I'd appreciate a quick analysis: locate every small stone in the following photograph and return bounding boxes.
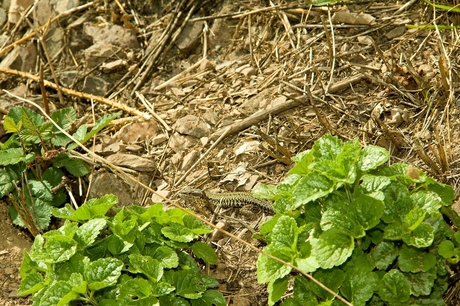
[174,115,210,138]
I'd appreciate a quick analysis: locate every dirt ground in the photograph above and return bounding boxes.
[2,0,460,305]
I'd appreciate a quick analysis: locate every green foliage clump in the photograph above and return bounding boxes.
[0,106,118,232]
[254,135,456,305]
[18,194,224,306]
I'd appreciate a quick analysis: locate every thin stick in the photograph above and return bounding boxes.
[0,67,151,119]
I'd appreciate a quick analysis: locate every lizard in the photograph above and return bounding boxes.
[178,188,275,215]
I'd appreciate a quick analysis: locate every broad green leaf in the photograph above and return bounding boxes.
[85,258,123,291]
[33,280,77,306]
[67,125,88,150]
[53,254,89,281]
[192,242,218,265]
[82,112,120,144]
[129,254,163,283]
[411,191,442,214]
[383,222,405,240]
[51,107,76,131]
[425,177,455,205]
[42,167,64,187]
[162,223,196,242]
[438,240,456,258]
[28,179,54,201]
[288,149,314,175]
[147,246,179,269]
[404,269,436,297]
[20,107,44,130]
[0,167,20,197]
[75,218,107,249]
[183,214,212,235]
[3,115,21,133]
[309,268,345,300]
[404,208,426,231]
[191,289,225,306]
[9,196,52,230]
[404,222,434,248]
[68,272,87,294]
[357,145,389,171]
[310,138,361,184]
[52,152,90,177]
[340,270,379,306]
[379,270,410,303]
[358,174,391,194]
[257,244,294,283]
[310,229,354,269]
[271,216,298,249]
[381,181,413,223]
[163,270,212,299]
[52,194,117,221]
[370,241,399,270]
[29,234,77,264]
[17,273,44,296]
[119,278,153,303]
[0,148,28,165]
[291,173,335,209]
[398,245,436,272]
[268,277,289,306]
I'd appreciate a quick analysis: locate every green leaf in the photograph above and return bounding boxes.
[191,289,225,306]
[404,208,426,231]
[74,218,107,249]
[29,234,77,264]
[67,125,88,150]
[398,245,436,272]
[183,214,212,235]
[17,273,44,296]
[51,108,76,133]
[163,270,214,299]
[0,148,28,165]
[379,270,410,303]
[438,240,457,258]
[144,245,179,269]
[162,223,196,242]
[311,229,354,269]
[288,149,313,175]
[3,115,21,133]
[268,277,289,306]
[404,269,436,297]
[426,177,455,205]
[411,191,442,214]
[257,244,294,283]
[271,216,298,249]
[52,194,117,221]
[310,268,345,300]
[52,153,90,177]
[129,254,163,283]
[291,173,335,209]
[28,179,54,201]
[118,278,154,303]
[404,222,434,248]
[357,145,389,171]
[340,270,379,306]
[33,280,77,306]
[381,181,413,223]
[192,242,218,265]
[85,257,123,291]
[370,241,399,270]
[0,166,21,197]
[81,112,120,145]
